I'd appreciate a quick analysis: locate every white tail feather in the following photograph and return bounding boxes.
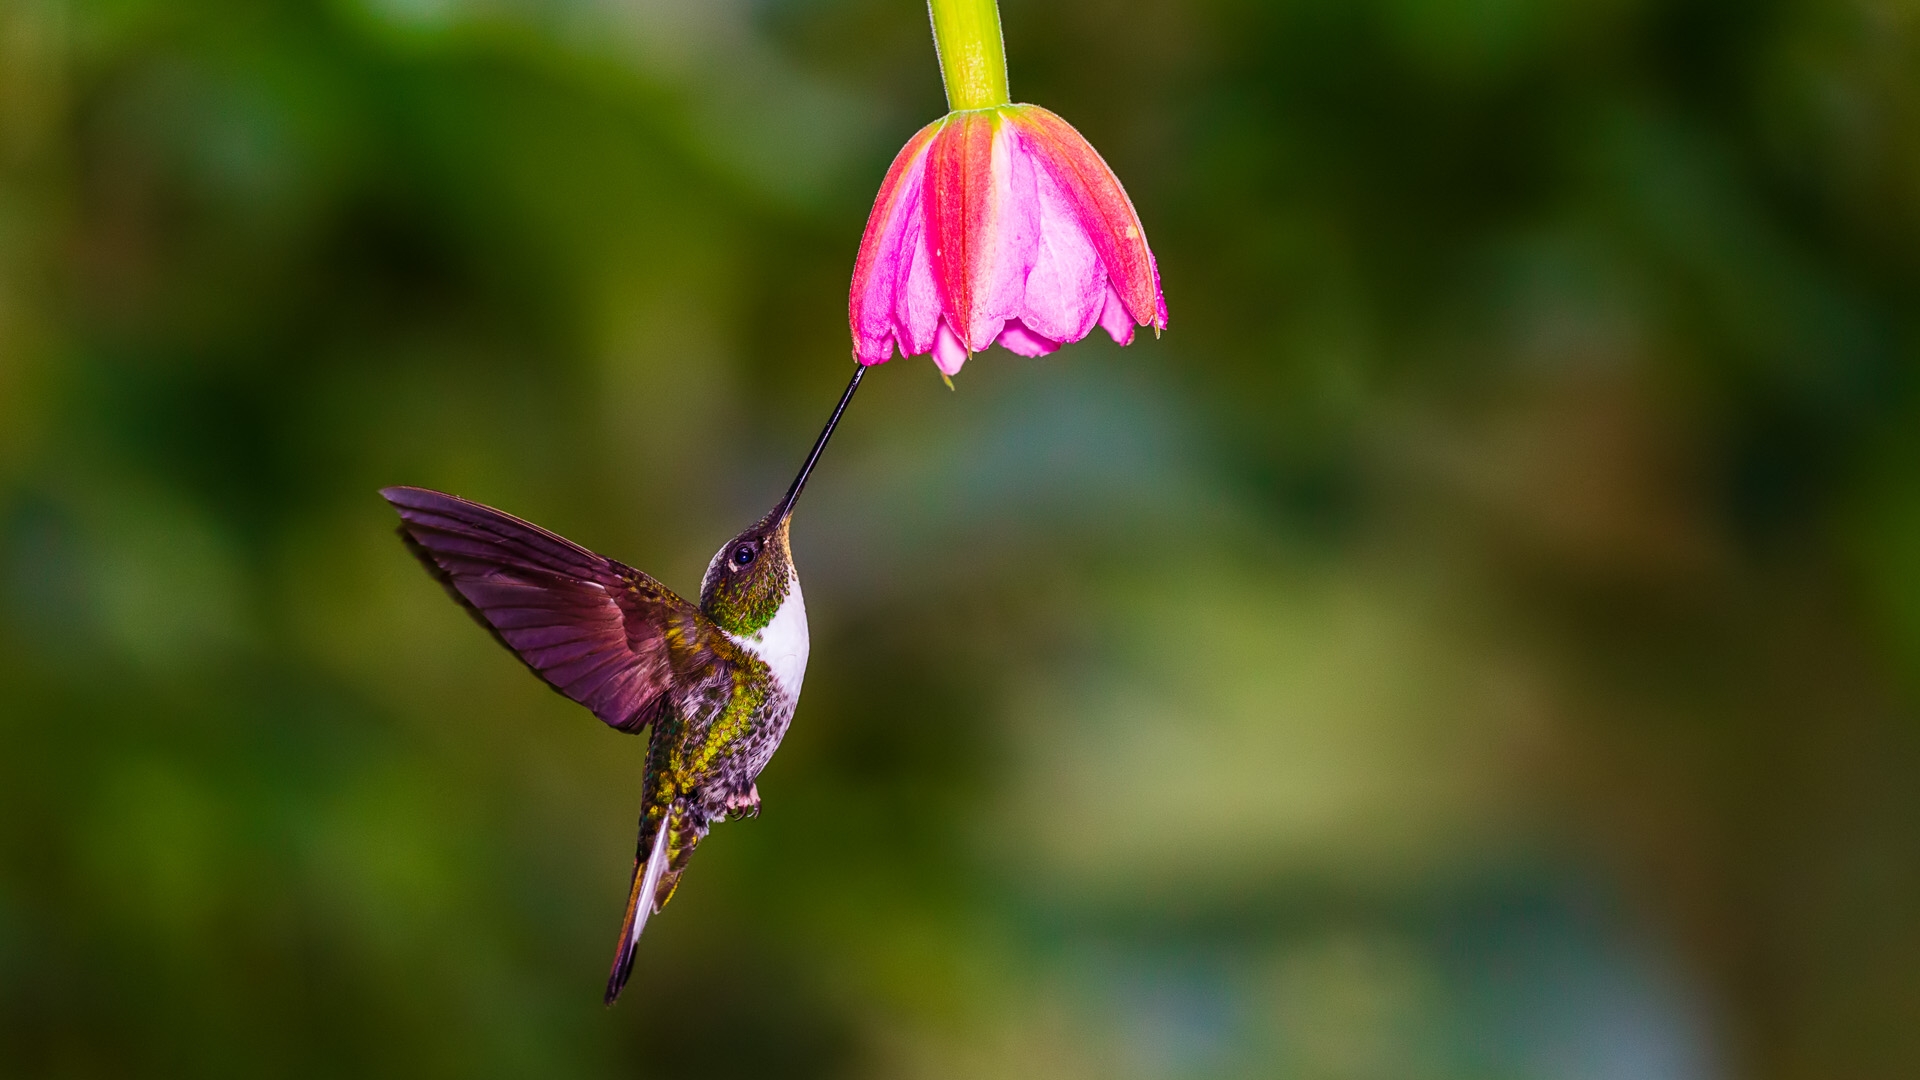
[629,813,673,950]
[605,810,676,1004]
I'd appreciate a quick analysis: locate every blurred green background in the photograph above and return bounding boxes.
[5,0,1920,1077]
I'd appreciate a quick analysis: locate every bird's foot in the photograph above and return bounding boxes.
[724,784,760,820]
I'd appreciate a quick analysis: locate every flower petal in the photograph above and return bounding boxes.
[1014,125,1103,344]
[966,115,1041,350]
[1007,105,1166,332]
[932,319,970,375]
[891,179,941,359]
[996,319,1061,357]
[849,118,943,365]
[925,110,997,353]
[1097,283,1135,346]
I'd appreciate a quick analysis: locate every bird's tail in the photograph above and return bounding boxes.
[604,806,677,1005]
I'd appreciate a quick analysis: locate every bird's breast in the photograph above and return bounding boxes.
[733,573,809,699]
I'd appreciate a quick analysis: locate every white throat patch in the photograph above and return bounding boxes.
[732,572,809,697]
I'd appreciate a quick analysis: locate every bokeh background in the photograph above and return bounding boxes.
[5,0,1920,1077]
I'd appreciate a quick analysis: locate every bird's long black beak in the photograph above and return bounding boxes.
[776,363,865,521]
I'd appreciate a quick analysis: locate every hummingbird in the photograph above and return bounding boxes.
[381,365,865,1005]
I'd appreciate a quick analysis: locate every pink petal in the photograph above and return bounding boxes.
[890,180,942,358]
[996,319,1060,357]
[932,319,970,375]
[1014,126,1103,344]
[1098,283,1135,346]
[965,117,1041,351]
[925,112,996,355]
[1007,106,1167,333]
[849,119,942,365]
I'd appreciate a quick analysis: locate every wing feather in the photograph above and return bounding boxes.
[382,486,710,733]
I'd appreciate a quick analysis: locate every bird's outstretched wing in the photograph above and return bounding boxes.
[382,485,712,734]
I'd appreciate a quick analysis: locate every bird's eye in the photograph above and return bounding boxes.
[731,544,757,567]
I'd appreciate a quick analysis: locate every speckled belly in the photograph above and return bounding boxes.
[688,687,797,820]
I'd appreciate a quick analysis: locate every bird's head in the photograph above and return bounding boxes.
[700,511,795,637]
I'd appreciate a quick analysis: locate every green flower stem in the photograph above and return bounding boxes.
[927,0,1010,110]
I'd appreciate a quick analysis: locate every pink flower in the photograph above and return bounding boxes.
[848,104,1167,376]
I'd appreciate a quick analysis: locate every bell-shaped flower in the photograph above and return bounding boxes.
[849,104,1168,376]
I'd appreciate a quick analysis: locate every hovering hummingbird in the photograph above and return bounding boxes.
[381,366,865,1005]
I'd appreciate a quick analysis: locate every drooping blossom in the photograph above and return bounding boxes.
[848,104,1168,376]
